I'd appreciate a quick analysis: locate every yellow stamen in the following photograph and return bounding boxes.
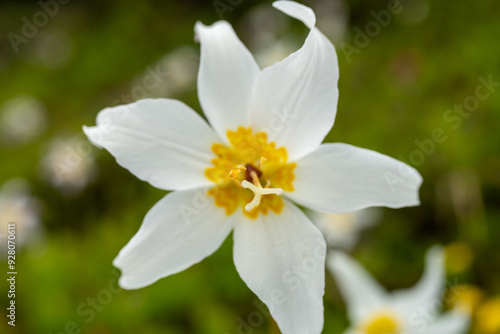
[229,169,241,179]
[204,127,295,219]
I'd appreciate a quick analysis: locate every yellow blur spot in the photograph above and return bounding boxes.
[445,242,474,274]
[362,312,401,334]
[205,127,295,219]
[476,297,500,334]
[447,285,485,315]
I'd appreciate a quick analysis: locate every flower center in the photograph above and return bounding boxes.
[362,312,402,334]
[205,127,296,219]
[477,297,500,333]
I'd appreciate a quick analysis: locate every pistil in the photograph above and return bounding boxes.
[241,171,283,212]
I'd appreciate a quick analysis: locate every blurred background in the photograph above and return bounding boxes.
[0,0,499,333]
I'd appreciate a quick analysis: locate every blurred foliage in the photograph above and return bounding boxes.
[0,0,499,333]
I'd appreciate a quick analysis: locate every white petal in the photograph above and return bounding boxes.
[83,98,220,191]
[287,143,423,213]
[249,2,339,161]
[391,246,445,316]
[195,21,260,142]
[233,199,326,334]
[327,251,387,323]
[421,310,470,334]
[113,188,235,289]
[273,1,316,28]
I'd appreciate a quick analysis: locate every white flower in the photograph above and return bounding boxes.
[31,30,73,69]
[83,1,422,333]
[328,247,470,334]
[307,208,382,250]
[0,95,47,144]
[0,179,44,250]
[132,46,198,99]
[40,136,97,194]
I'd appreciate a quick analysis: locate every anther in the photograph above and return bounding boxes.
[229,165,246,180]
[229,169,241,179]
[229,165,247,189]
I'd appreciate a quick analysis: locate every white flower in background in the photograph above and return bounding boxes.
[254,38,300,69]
[31,30,73,69]
[328,247,470,334]
[314,0,349,43]
[0,179,44,250]
[83,1,422,333]
[0,95,47,144]
[158,47,198,91]
[40,136,97,194]
[307,208,382,250]
[242,4,288,51]
[131,46,199,99]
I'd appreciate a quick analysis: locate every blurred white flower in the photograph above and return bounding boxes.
[31,30,73,69]
[254,38,300,69]
[242,4,288,51]
[0,179,44,250]
[84,1,422,333]
[0,95,47,144]
[160,47,199,90]
[307,208,381,250]
[130,46,198,100]
[40,136,97,194]
[328,247,470,334]
[313,0,349,43]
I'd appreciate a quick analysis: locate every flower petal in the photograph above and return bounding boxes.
[195,21,260,142]
[422,310,470,334]
[287,143,423,213]
[233,199,326,334]
[249,1,339,161]
[113,188,236,289]
[391,246,445,316]
[327,251,388,324]
[273,1,316,28]
[83,98,220,191]
[327,251,387,323]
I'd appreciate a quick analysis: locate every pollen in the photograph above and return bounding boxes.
[205,127,296,219]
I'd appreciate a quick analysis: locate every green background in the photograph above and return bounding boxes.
[0,0,499,333]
